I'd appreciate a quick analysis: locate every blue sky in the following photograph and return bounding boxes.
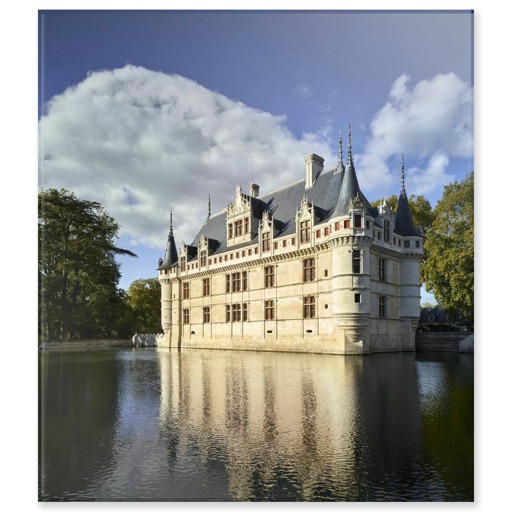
[38,9,474,301]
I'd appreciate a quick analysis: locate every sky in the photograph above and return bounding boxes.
[37,9,474,298]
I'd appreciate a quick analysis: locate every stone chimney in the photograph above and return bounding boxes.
[305,154,324,189]
[249,183,260,198]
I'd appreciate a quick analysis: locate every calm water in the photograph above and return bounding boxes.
[38,348,474,501]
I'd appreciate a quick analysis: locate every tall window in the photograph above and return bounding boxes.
[379,296,386,318]
[242,303,248,322]
[378,258,386,282]
[200,250,207,267]
[225,274,231,293]
[180,256,186,272]
[265,300,275,320]
[262,231,270,252]
[228,223,233,238]
[354,214,362,228]
[234,219,243,236]
[384,220,390,242]
[344,219,350,228]
[244,217,249,234]
[203,306,210,323]
[232,303,241,322]
[183,282,190,299]
[352,250,361,274]
[300,220,311,243]
[303,296,316,319]
[183,309,190,324]
[226,305,231,322]
[203,278,210,296]
[264,266,275,287]
[232,272,241,292]
[303,258,315,282]
[242,271,248,291]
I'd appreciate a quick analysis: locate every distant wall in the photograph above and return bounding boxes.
[416,332,469,352]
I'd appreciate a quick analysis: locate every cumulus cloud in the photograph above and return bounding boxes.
[357,72,473,195]
[39,66,336,249]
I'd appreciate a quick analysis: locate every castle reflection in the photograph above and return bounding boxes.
[157,349,430,501]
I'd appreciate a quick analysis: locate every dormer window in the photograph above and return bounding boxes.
[180,256,186,272]
[262,232,270,252]
[234,219,243,237]
[200,250,207,267]
[354,214,362,228]
[384,220,390,242]
[300,220,311,243]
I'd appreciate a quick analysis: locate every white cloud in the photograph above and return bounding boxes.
[39,66,336,249]
[357,72,473,195]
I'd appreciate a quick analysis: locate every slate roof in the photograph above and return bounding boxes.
[394,192,421,237]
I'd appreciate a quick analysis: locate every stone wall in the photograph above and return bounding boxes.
[416,332,472,352]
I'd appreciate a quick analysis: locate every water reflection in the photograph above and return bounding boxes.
[39,349,473,501]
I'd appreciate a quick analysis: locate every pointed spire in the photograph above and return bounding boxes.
[346,123,353,168]
[400,155,406,196]
[207,195,211,220]
[170,209,173,234]
[338,129,345,172]
[158,209,178,269]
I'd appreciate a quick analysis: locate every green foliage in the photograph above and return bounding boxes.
[371,194,435,232]
[39,188,137,342]
[421,173,474,322]
[127,278,162,333]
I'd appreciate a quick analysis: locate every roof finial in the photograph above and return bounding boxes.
[347,123,353,167]
[338,129,344,170]
[169,210,173,235]
[400,155,406,196]
[208,194,211,219]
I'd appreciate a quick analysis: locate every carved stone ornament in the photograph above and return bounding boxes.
[227,183,251,218]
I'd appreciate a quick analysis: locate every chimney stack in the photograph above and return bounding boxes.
[249,183,260,198]
[305,154,324,189]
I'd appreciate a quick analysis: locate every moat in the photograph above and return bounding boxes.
[38,348,473,501]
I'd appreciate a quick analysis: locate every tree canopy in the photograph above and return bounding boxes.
[127,278,162,333]
[421,173,474,323]
[39,188,137,342]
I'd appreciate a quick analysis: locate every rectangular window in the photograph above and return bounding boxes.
[283,239,287,248]
[352,250,361,274]
[335,222,340,231]
[354,214,362,228]
[303,296,316,319]
[291,238,296,245]
[379,296,386,319]
[232,303,241,322]
[300,220,311,243]
[303,258,316,282]
[255,247,259,254]
[226,305,231,323]
[404,240,410,248]
[200,250,207,267]
[316,229,321,238]
[264,266,275,288]
[203,278,210,296]
[183,309,190,324]
[242,303,248,322]
[242,271,248,291]
[234,219,243,237]
[262,232,270,252]
[274,242,278,250]
[378,231,381,240]
[232,272,241,292]
[183,282,190,299]
[180,256,186,272]
[324,227,330,236]
[228,223,233,238]
[242,250,246,257]
[265,300,275,320]
[203,307,210,323]
[344,219,350,228]
[225,274,231,293]
[384,220,390,242]
[248,248,252,256]
[416,240,421,248]
[244,217,249,234]
[378,258,386,282]
[355,293,361,303]
[366,220,370,229]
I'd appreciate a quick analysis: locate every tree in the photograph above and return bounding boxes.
[39,188,137,342]
[127,278,162,333]
[371,194,435,232]
[421,173,474,323]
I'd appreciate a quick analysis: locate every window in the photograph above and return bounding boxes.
[248,249,252,256]
[265,300,275,320]
[283,239,287,248]
[324,227,330,236]
[203,278,210,296]
[183,309,190,324]
[355,293,361,303]
[354,214,362,228]
[291,238,296,246]
[316,229,321,238]
[379,296,386,319]
[203,307,210,323]
[232,303,241,322]
[352,250,361,274]
[200,250,207,267]
[303,258,315,282]
[274,242,278,250]
[300,220,311,243]
[235,219,243,236]
[242,250,246,257]
[242,271,248,291]
[344,219,350,228]
[226,305,231,322]
[232,272,241,292]
[378,258,386,282]
[384,220,390,242]
[264,266,275,287]
[228,223,233,238]
[303,296,316,318]
[377,231,381,240]
[335,222,340,231]
[183,282,190,299]
[366,220,370,229]
[244,217,249,234]
[416,240,421,249]
[180,256,186,272]
[225,274,231,293]
[243,303,248,322]
[262,231,270,252]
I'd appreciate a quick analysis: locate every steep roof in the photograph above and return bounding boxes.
[394,158,421,237]
[157,213,178,270]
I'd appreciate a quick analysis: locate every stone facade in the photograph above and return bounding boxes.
[157,131,423,355]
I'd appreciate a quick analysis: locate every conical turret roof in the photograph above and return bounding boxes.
[394,157,420,237]
[157,211,178,269]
